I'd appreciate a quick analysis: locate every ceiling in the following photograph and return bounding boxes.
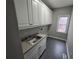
[42,0,73,9]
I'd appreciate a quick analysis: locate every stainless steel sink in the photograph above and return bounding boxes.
[28,36,42,45]
[33,36,42,43]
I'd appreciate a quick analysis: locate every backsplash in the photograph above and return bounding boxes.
[19,26,48,39]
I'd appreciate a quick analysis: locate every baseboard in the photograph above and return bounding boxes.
[66,43,70,59]
[48,35,66,41]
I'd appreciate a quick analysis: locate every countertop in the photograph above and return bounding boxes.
[21,34,47,54]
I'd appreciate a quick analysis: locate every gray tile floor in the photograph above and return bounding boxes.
[40,37,67,59]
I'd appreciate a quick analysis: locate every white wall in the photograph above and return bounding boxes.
[67,12,73,59]
[48,6,72,40]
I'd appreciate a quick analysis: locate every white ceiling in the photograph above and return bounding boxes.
[42,0,73,9]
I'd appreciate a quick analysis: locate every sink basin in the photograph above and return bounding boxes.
[33,36,41,43]
[28,36,42,45]
[35,36,41,39]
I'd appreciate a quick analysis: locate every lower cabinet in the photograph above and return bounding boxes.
[24,37,46,59]
[31,53,38,59]
[26,50,38,59]
[38,37,46,56]
[24,44,39,59]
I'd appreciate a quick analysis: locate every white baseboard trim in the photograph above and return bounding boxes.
[66,43,70,59]
[48,35,66,41]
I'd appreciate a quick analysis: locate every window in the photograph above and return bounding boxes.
[57,16,68,33]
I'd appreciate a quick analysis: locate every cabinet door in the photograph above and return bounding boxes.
[32,0,39,26]
[40,38,46,54]
[28,0,33,25]
[26,52,38,59]
[38,37,47,56]
[44,6,48,25]
[31,53,38,59]
[48,9,53,24]
[44,6,52,25]
[24,44,39,59]
[38,3,45,25]
[14,0,29,29]
[38,2,53,25]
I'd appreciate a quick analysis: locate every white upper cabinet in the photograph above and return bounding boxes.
[32,0,40,25]
[28,0,33,25]
[45,6,53,25]
[38,1,53,25]
[14,0,53,30]
[49,8,53,24]
[14,0,29,30]
[38,2,45,25]
[44,6,48,25]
